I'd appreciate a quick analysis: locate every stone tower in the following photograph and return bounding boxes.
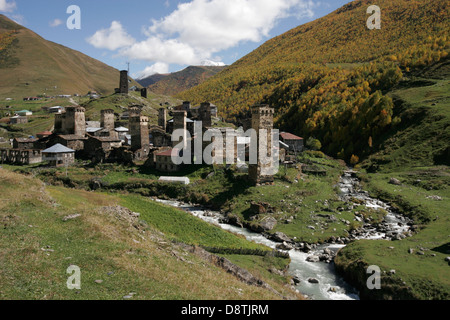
[199,102,212,128]
[130,115,149,151]
[101,109,115,132]
[128,105,142,118]
[119,70,129,94]
[141,88,148,98]
[172,110,187,148]
[248,105,275,185]
[64,106,86,136]
[158,108,167,132]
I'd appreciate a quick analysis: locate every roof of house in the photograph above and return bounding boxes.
[168,118,194,123]
[280,132,303,141]
[57,135,88,141]
[86,121,101,128]
[114,126,129,132]
[14,137,38,143]
[37,131,52,136]
[155,148,180,157]
[42,144,75,154]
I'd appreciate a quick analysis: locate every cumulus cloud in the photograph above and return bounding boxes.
[0,0,16,12]
[121,37,198,65]
[88,0,316,72]
[147,0,307,52]
[87,21,136,51]
[134,62,170,80]
[49,19,63,27]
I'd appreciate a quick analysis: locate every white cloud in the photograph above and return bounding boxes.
[201,60,225,66]
[49,19,63,27]
[147,0,307,52]
[134,62,170,80]
[87,21,136,51]
[0,0,16,12]
[121,36,199,65]
[88,0,316,68]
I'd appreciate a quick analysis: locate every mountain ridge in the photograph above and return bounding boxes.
[138,65,226,96]
[178,0,449,162]
[0,14,139,99]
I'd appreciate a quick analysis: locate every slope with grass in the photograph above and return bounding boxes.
[334,61,450,300]
[0,14,140,99]
[0,168,298,300]
[179,0,449,163]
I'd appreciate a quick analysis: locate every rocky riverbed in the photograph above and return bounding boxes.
[155,170,415,300]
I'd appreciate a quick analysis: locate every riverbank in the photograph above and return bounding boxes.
[334,169,450,300]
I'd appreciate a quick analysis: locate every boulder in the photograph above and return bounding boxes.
[271,232,291,243]
[259,217,277,232]
[292,276,301,285]
[389,178,402,186]
[306,255,320,263]
[308,278,319,284]
[276,242,294,251]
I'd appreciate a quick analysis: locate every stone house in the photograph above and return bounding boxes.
[42,144,75,167]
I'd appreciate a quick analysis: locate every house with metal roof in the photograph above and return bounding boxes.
[42,144,75,167]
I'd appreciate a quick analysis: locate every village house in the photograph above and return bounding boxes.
[9,116,28,124]
[280,132,304,153]
[13,137,39,149]
[49,106,65,114]
[17,110,33,116]
[0,148,42,165]
[154,148,183,172]
[42,144,75,167]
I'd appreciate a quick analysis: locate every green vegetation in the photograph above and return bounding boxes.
[334,61,449,299]
[119,194,267,250]
[179,0,448,163]
[0,168,297,300]
[0,14,140,100]
[6,151,384,245]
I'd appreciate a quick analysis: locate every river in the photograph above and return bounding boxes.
[155,170,413,300]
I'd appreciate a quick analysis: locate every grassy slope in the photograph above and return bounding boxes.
[0,168,296,300]
[0,14,140,99]
[334,64,450,300]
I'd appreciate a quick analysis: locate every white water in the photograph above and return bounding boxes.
[154,171,411,300]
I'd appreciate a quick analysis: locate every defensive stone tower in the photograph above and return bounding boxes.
[64,106,86,136]
[101,109,115,132]
[199,102,212,129]
[119,70,129,94]
[248,104,275,185]
[128,105,142,118]
[172,110,187,148]
[130,115,149,151]
[158,108,167,132]
[141,88,148,98]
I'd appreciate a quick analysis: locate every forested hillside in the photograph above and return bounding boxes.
[179,0,449,162]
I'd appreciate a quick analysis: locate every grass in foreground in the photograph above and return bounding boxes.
[0,168,291,300]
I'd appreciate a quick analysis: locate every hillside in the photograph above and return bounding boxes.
[139,65,226,96]
[0,14,139,99]
[137,73,170,88]
[0,168,299,300]
[179,0,449,163]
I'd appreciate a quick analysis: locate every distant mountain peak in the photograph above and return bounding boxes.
[200,60,226,67]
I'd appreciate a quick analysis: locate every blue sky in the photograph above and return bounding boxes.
[1,0,351,79]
